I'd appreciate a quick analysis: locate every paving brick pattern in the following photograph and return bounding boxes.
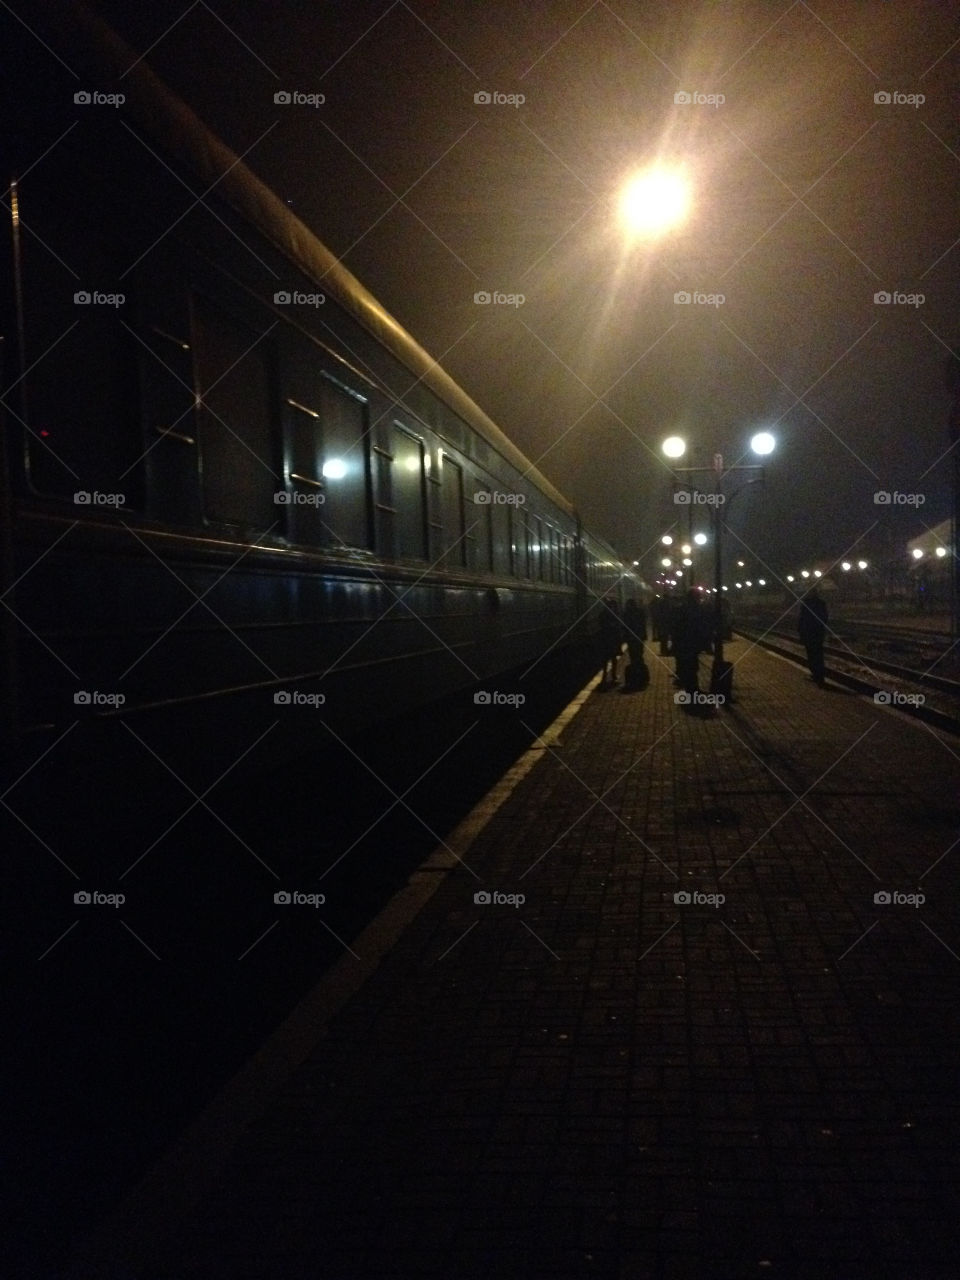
[92,642,960,1279]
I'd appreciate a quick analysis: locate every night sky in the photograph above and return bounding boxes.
[52,1,960,578]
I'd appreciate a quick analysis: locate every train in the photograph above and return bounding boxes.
[0,0,643,784]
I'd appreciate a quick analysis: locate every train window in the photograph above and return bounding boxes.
[192,294,278,528]
[490,498,510,576]
[283,396,326,544]
[545,525,557,583]
[507,506,518,575]
[531,516,543,580]
[472,488,494,571]
[391,424,426,559]
[440,452,466,566]
[318,374,371,549]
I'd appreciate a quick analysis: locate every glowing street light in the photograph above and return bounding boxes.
[660,431,774,701]
[912,548,924,560]
[661,534,674,545]
[620,166,691,240]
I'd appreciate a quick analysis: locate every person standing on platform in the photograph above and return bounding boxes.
[798,584,828,686]
[651,595,670,656]
[598,598,623,688]
[672,590,704,702]
[622,598,649,691]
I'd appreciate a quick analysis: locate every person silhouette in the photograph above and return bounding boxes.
[798,584,828,686]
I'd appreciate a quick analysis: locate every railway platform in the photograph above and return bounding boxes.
[72,639,960,1279]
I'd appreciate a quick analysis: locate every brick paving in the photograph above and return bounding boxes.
[78,640,960,1279]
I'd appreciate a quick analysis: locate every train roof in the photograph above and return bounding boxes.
[26,0,577,521]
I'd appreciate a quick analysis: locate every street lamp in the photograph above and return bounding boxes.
[619,167,692,240]
[661,432,776,700]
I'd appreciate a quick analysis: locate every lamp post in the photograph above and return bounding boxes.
[661,432,775,700]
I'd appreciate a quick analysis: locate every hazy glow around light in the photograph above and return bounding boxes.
[750,431,776,456]
[858,560,868,569]
[661,534,673,545]
[912,548,924,560]
[322,458,347,480]
[841,562,851,571]
[693,533,707,546]
[786,575,794,582]
[662,435,686,459]
[620,167,691,239]
[813,570,822,578]
[936,546,947,557]
[662,557,673,567]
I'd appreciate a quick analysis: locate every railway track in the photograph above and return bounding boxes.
[735,626,960,736]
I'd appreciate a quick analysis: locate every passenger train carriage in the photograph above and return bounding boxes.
[0,1,640,780]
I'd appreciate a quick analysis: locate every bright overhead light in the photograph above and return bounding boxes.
[750,431,776,456]
[662,436,686,459]
[620,166,691,238]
